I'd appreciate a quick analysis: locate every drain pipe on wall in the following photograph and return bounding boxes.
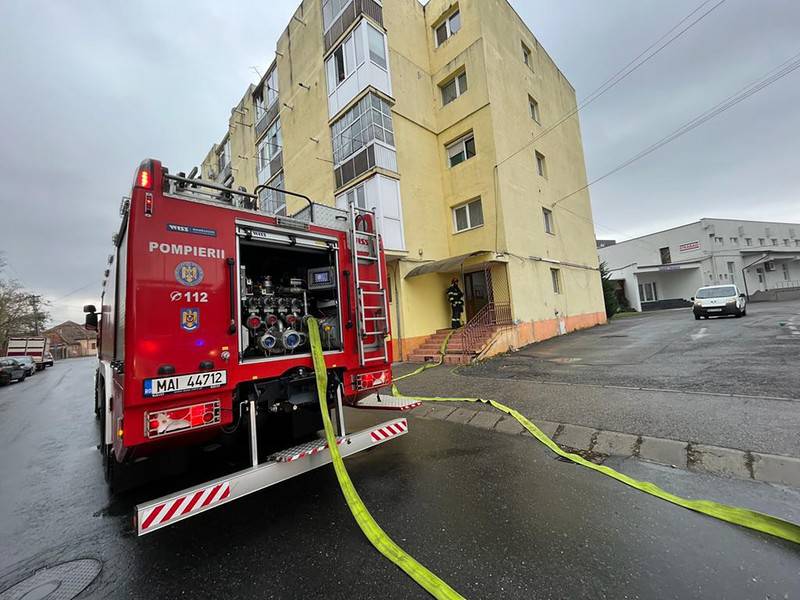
[390,262,404,361]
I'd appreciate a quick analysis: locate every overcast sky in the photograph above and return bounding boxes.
[0,0,798,325]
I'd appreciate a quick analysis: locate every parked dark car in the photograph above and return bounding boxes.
[0,358,26,385]
[7,355,37,377]
[44,351,54,368]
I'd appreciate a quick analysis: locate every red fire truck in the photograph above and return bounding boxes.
[85,159,418,535]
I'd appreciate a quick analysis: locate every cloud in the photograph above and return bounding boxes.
[0,0,798,324]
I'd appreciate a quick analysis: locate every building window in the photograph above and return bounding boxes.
[257,120,282,176]
[639,281,658,302]
[522,42,532,68]
[714,236,723,244]
[730,237,738,245]
[659,246,671,265]
[453,198,483,233]
[327,28,363,89]
[266,68,279,107]
[550,268,561,294]
[435,9,461,46]
[260,172,286,216]
[217,140,231,173]
[784,239,791,247]
[745,238,753,246]
[367,23,387,69]
[796,240,800,247]
[535,151,547,177]
[446,133,475,167]
[331,92,394,165]
[529,95,540,123]
[322,0,351,31]
[727,261,736,282]
[542,208,555,234]
[772,238,778,246]
[783,263,791,281]
[758,238,765,246]
[440,70,467,105]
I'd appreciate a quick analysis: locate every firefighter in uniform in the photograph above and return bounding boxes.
[446,278,464,329]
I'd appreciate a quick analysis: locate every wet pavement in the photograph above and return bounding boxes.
[464,299,800,400]
[392,300,800,458]
[1,358,799,599]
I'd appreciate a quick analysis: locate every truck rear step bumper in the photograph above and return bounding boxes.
[135,417,408,536]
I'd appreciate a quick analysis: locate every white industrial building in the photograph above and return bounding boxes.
[599,218,800,312]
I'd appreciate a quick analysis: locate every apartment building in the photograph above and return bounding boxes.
[200,0,606,359]
[599,218,800,311]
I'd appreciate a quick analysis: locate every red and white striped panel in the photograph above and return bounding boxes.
[140,480,231,532]
[370,419,407,442]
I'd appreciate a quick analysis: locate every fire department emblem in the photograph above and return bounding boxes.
[180,308,200,332]
[175,261,204,287]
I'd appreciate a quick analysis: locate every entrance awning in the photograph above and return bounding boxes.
[404,251,492,278]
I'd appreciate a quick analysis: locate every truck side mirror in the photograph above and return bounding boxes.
[739,293,746,299]
[83,304,97,313]
[690,297,695,301]
[85,311,98,331]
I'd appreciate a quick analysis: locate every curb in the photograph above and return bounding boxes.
[409,404,800,488]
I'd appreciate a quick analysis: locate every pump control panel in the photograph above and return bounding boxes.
[308,267,336,290]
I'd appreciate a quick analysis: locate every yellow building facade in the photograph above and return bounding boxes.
[201,0,606,360]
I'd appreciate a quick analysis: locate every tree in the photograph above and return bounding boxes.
[0,254,50,351]
[599,261,620,319]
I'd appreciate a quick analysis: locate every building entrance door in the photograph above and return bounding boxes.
[464,270,489,320]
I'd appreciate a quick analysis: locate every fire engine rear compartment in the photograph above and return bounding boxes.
[237,237,343,363]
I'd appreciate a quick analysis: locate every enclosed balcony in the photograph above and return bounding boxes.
[323,0,383,52]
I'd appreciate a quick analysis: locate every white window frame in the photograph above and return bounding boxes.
[535,151,547,177]
[542,207,555,235]
[217,140,231,172]
[266,68,279,107]
[783,263,790,280]
[452,198,483,233]
[261,172,286,216]
[366,22,388,70]
[331,92,395,167]
[639,281,658,302]
[327,29,364,92]
[529,95,540,123]
[434,9,461,47]
[441,70,467,106]
[446,132,475,167]
[257,120,282,175]
[550,268,561,294]
[745,238,753,246]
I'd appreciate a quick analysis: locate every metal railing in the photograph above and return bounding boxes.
[770,279,800,290]
[458,301,512,357]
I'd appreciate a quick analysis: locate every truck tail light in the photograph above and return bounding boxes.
[138,168,152,189]
[353,368,390,391]
[146,400,221,439]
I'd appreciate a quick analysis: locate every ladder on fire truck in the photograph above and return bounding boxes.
[348,202,390,367]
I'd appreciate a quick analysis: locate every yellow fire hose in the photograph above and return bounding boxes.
[308,318,466,600]
[311,319,798,600]
[390,329,800,546]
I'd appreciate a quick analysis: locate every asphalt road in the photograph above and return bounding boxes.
[1,358,798,599]
[466,299,800,399]
[397,299,800,457]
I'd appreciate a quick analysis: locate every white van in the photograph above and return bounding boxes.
[692,284,747,320]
